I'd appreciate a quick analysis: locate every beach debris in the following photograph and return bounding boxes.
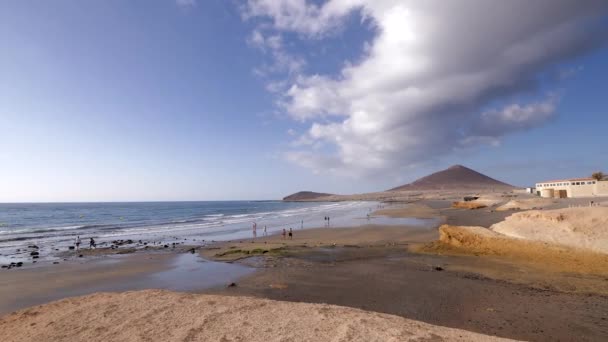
[68,246,75,250]
[188,248,196,254]
[79,254,84,258]
[30,251,39,256]
[227,282,237,288]
[434,266,444,271]
[28,245,39,249]
[269,283,288,290]
[163,245,169,248]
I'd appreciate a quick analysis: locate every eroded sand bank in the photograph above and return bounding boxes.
[491,207,608,254]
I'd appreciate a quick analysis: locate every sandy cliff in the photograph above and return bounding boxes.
[490,207,608,254]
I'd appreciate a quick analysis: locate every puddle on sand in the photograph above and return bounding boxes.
[0,253,255,315]
[85,252,255,293]
[144,253,254,291]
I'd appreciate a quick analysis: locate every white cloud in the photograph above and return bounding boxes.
[472,96,558,138]
[244,0,608,176]
[176,0,196,9]
[246,30,306,76]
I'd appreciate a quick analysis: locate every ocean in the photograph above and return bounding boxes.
[0,200,400,263]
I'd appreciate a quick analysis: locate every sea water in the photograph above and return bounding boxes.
[0,200,437,263]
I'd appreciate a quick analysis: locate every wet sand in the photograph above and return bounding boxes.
[0,251,252,315]
[202,200,608,341]
[210,242,608,341]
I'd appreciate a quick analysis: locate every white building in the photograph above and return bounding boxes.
[535,178,608,198]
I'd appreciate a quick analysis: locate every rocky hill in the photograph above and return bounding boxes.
[390,165,514,191]
[283,191,333,201]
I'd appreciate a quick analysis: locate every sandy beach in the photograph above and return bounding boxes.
[2,195,608,341]
[0,290,516,342]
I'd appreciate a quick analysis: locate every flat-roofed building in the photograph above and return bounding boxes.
[535,178,608,198]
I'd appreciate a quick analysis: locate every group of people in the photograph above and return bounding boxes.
[252,222,294,240]
[74,235,95,250]
[252,222,268,238]
[324,216,331,226]
[282,228,293,240]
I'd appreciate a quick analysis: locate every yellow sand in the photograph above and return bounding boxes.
[373,203,439,219]
[452,201,487,209]
[419,225,608,276]
[495,198,554,211]
[0,290,514,342]
[491,207,608,254]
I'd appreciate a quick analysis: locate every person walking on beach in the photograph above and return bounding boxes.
[89,237,96,249]
[253,222,257,238]
[282,228,287,240]
[288,228,293,240]
[301,220,304,229]
[75,236,81,250]
[264,225,267,236]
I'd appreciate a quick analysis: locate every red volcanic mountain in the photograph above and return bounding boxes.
[389,165,514,191]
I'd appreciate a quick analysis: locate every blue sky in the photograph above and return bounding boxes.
[0,0,607,202]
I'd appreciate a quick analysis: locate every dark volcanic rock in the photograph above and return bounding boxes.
[283,191,333,201]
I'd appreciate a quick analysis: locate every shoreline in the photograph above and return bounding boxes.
[2,196,608,341]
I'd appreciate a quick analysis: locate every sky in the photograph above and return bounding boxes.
[0,0,607,202]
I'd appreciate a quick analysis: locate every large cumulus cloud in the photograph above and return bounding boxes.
[243,0,608,176]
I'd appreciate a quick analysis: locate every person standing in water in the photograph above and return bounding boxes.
[301,220,304,229]
[75,236,81,250]
[264,225,267,236]
[282,228,287,240]
[288,228,293,240]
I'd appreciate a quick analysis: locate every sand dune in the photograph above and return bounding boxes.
[0,290,514,342]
